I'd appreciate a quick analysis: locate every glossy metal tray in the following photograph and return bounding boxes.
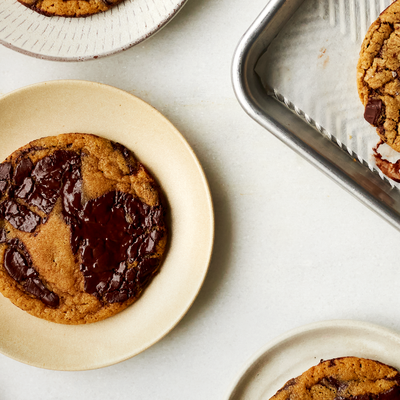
[232,0,400,230]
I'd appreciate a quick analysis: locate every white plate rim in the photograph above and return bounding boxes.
[224,319,400,400]
[0,0,188,62]
[0,79,215,370]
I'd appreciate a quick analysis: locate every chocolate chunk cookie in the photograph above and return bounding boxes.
[18,0,123,17]
[0,133,167,324]
[270,357,400,400]
[357,1,400,152]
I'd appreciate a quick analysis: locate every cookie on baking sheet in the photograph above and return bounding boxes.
[270,357,400,400]
[18,0,123,17]
[357,1,400,152]
[0,133,167,324]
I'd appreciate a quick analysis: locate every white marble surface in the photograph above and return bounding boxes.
[1,0,400,399]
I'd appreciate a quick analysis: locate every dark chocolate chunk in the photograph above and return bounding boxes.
[364,98,383,126]
[321,377,348,392]
[111,142,138,174]
[282,378,296,391]
[0,181,7,193]
[377,386,400,400]
[136,257,159,286]
[3,239,59,308]
[2,199,41,233]
[28,185,60,214]
[327,359,336,367]
[23,277,59,308]
[31,151,67,183]
[335,386,400,400]
[13,157,34,186]
[112,142,131,159]
[25,151,80,215]
[4,245,33,281]
[15,177,34,199]
[62,167,82,219]
[104,290,128,303]
[0,163,12,181]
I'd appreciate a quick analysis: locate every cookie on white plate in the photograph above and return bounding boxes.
[18,0,123,17]
[270,357,400,400]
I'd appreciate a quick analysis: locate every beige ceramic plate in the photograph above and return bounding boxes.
[0,80,214,370]
[226,320,400,400]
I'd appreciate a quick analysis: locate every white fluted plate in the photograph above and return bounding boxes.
[225,320,400,400]
[0,0,187,61]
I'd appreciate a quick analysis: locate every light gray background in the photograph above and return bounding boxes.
[1,0,399,399]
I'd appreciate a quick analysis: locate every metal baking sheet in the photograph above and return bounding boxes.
[232,0,400,230]
[256,0,398,184]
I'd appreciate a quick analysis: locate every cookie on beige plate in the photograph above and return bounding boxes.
[357,0,400,152]
[18,0,123,17]
[0,133,167,324]
[270,357,400,400]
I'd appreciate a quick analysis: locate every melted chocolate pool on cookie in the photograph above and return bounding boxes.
[0,148,165,307]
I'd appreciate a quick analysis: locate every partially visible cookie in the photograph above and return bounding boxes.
[270,357,400,400]
[0,133,167,324]
[357,1,400,152]
[18,0,123,17]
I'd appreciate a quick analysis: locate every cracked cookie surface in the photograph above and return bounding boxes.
[270,357,400,400]
[357,1,400,152]
[0,133,167,324]
[18,0,124,17]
